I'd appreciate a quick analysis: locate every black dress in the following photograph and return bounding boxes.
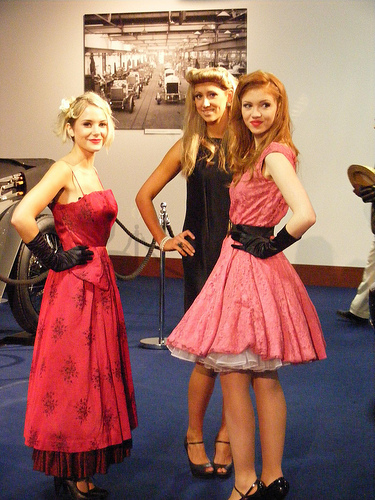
[182,140,231,311]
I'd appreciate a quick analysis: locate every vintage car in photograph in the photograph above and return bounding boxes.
[156,68,184,105]
[109,79,135,113]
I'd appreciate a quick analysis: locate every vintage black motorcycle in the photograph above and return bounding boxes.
[0,158,58,334]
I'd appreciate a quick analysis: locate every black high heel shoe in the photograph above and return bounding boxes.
[184,436,214,478]
[87,484,109,498]
[54,478,64,497]
[54,478,93,499]
[234,479,265,499]
[82,477,109,498]
[212,438,233,479]
[263,477,289,499]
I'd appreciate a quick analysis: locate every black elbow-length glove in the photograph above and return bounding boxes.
[231,224,300,259]
[26,232,93,272]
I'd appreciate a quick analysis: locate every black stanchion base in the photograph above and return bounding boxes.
[0,331,35,346]
[139,337,168,350]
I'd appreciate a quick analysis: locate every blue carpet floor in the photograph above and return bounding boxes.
[0,277,374,500]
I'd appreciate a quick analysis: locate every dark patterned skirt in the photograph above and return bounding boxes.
[32,440,132,478]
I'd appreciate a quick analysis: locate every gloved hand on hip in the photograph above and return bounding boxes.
[231,225,300,259]
[26,232,93,271]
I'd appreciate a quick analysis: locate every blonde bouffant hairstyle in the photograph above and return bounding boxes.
[229,70,299,183]
[55,92,115,149]
[181,67,237,177]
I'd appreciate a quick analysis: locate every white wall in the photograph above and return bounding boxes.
[0,0,374,267]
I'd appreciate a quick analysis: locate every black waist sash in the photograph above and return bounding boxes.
[229,223,274,238]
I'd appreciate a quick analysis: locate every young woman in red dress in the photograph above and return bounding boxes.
[12,92,137,499]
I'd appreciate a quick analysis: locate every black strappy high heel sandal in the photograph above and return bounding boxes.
[263,477,289,499]
[234,479,265,499]
[184,436,215,478]
[212,438,233,479]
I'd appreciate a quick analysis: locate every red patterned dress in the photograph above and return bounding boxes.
[24,188,137,478]
[167,143,326,371]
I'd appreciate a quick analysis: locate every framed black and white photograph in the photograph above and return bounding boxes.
[84,9,247,132]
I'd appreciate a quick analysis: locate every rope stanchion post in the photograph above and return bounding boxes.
[140,202,169,350]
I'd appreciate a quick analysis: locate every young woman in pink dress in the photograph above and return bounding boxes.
[166,71,327,500]
[11,92,137,499]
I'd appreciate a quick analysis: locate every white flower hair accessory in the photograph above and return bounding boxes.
[59,97,74,113]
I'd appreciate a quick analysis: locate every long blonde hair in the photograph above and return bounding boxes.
[181,67,237,177]
[229,70,298,182]
[55,92,115,149]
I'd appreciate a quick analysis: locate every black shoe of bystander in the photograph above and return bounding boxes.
[336,310,369,325]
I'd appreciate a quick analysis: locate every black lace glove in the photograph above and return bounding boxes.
[359,185,375,203]
[26,232,93,272]
[231,225,300,259]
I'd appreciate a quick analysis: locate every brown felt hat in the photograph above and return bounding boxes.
[347,164,375,188]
